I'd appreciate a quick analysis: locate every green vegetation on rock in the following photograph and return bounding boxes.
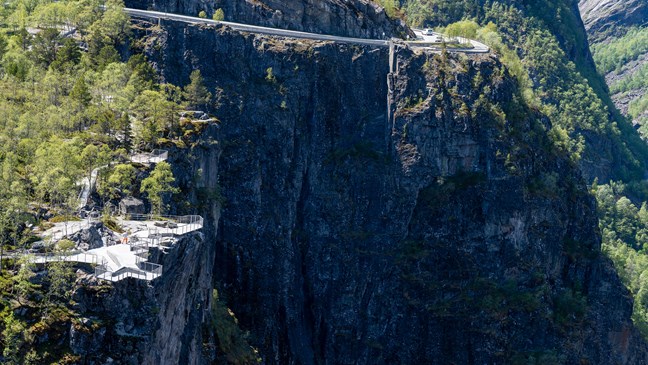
[402,1,648,181]
[591,27,648,74]
[595,182,648,338]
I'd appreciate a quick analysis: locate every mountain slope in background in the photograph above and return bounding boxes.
[580,0,648,135]
[580,0,648,41]
[398,0,648,182]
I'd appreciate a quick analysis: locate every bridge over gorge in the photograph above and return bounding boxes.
[9,214,203,282]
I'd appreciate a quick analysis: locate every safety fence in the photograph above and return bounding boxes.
[9,212,204,282]
[28,251,100,265]
[95,266,161,282]
[94,258,163,282]
[121,214,204,236]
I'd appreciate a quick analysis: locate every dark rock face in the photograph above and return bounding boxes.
[579,0,648,40]
[126,0,409,39]
[143,20,648,364]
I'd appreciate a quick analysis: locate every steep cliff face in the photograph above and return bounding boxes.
[143,20,648,363]
[126,0,409,39]
[579,0,648,40]
[68,231,213,364]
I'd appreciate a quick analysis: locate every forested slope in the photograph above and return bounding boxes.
[583,3,648,138]
[575,0,648,344]
[0,0,230,363]
[395,0,648,182]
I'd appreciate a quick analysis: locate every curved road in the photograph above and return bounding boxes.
[124,8,489,53]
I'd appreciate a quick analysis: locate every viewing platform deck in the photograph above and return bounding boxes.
[11,214,203,282]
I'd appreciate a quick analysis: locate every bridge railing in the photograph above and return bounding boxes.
[94,258,109,277]
[150,149,168,160]
[96,266,159,282]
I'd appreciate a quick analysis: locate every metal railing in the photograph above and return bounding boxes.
[29,251,100,265]
[14,212,202,283]
[138,261,163,275]
[151,149,168,160]
[95,269,160,281]
[94,258,163,282]
[121,214,204,236]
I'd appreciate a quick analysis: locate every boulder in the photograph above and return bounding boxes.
[69,223,104,250]
[119,197,145,215]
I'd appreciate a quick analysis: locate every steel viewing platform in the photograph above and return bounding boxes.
[12,214,203,282]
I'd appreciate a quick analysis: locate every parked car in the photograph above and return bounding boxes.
[423,28,434,36]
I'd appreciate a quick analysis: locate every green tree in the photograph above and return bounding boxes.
[2,311,26,364]
[94,45,120,71]
[127,54,157,87]
[46,261,75,302]
[80,143,110,189]
[198,10,207,18]
[70,74,92,106]
[185,69,212,110]
[30,137,82,205]
[32,1,67,28]
[141,161,179,214]
[376,0,398,18]
[130,90,178,147]
[0,33,8,60]
[51,38,81,71]
[213,8,225,21]
[13,257,38,305]
[3,50,32,82]
[103,163,137,198]
[31,28,61,67]
[445,19,479,38]
[87,0,130,50]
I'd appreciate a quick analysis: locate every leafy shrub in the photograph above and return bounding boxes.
[213,8,225,21]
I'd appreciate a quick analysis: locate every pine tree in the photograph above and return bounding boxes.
[51,38,81,70]
[70,75,92,106]
[141,161,180,214]
[184,69,212,110]
[213,8,225,21]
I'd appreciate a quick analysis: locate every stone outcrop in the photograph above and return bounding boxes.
[69,223,104,251]
[140,19,648,363]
